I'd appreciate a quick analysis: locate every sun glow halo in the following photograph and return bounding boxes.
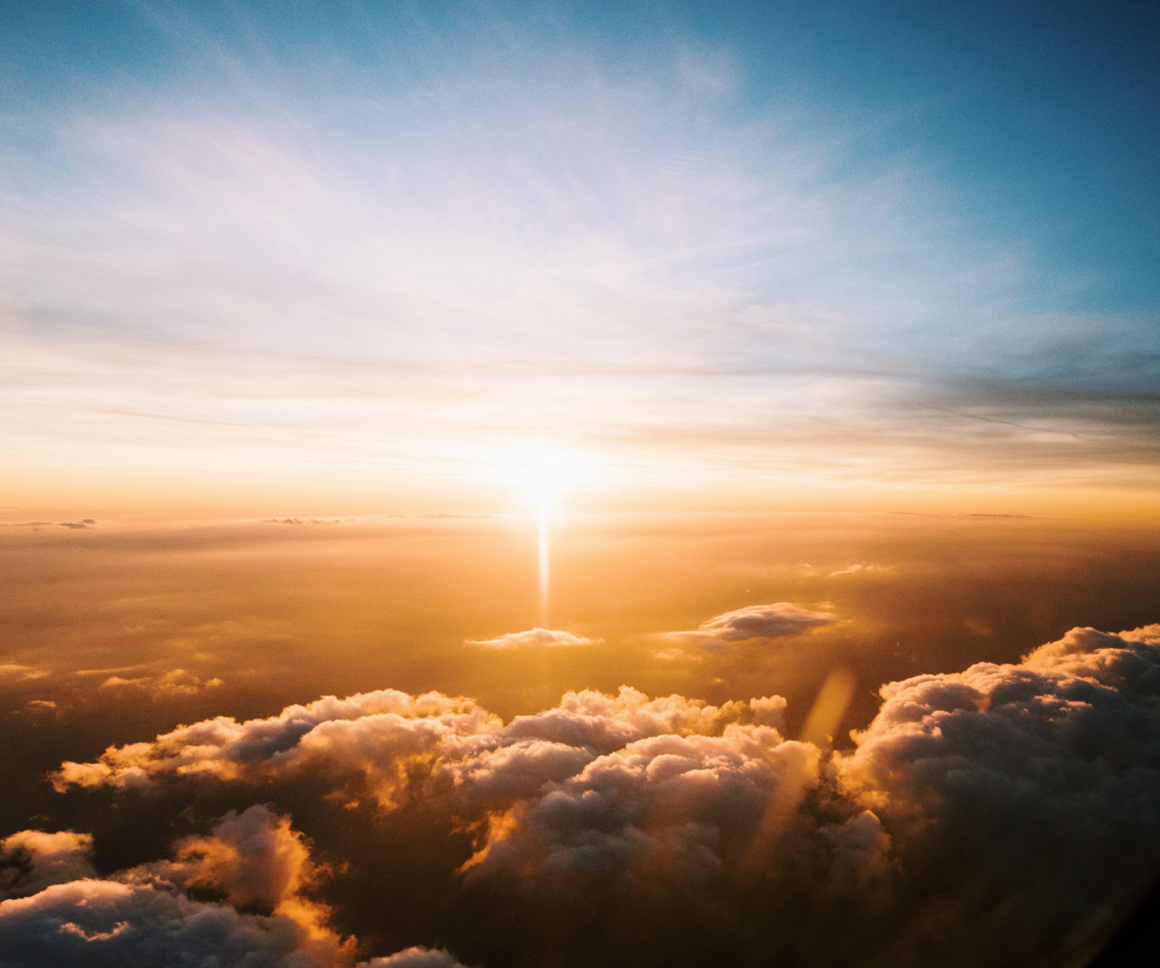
[496,447,589,626]
[497,447,591,517]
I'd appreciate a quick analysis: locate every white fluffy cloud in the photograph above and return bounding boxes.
[465,629,598,650]
[52,690,500,808]
[835,625,1160,964]
[658,602,837,653]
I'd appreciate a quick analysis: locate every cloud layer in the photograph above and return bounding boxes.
[18,625,1160,967]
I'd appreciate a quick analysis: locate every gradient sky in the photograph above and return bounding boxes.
[2,0,1158,512]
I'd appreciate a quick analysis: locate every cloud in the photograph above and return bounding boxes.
[0,831,96,900]
[458,723,823,887]
[99,668,224,696]
[835,624,1160,965]
[361,950,469,968]
[0,875,460,968]
[0,880,320,968]
[0,665,49,681]
[56,520,96,530]
[651,647,696,662]
[52,689,501,809]
[43,626,1160,966]
[465,629,598,651]
[0,806,462,968]
[658,602,838,652]
[21,699,59,719]
[0,807,353,968]
[170,806,320,917]
[827,563,893,577]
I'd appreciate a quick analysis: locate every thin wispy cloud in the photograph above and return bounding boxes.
[3,3,1153,506]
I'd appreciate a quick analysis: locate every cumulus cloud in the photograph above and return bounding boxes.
[465,629,598,650]
[460,723,822,885]
[0,879,326,968]
[835,624,1160,965]
[0,831,97,899]
[0,806,463,968]
[658,602,837,653]
[40,625,1160,967]
[52,689,499,805]
[170,806,321,916]
[0,806,352,968]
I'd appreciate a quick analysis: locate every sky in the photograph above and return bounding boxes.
[4,4,1160,968]
[2,0,1158,514]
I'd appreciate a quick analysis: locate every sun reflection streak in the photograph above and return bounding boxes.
[538,492,550,626]
[495,446,589,626]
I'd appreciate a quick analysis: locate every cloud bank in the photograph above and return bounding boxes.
[20,625,1160,967]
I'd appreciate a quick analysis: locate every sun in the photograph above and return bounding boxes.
[523,464,564,517]
[495,446,589,517]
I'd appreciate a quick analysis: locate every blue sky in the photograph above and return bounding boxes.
[1,0,1158,510]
